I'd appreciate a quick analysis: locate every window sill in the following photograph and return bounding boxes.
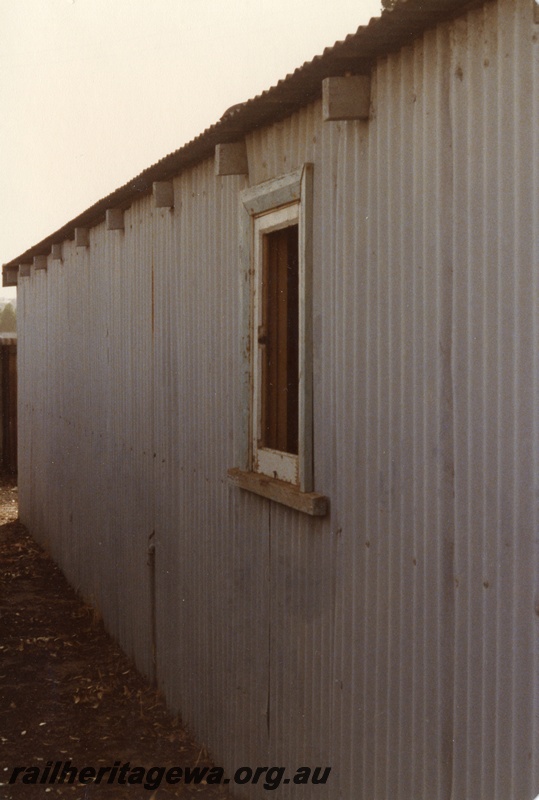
[227,468,329,517]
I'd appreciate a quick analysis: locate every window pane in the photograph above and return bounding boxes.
[260,224,299,454]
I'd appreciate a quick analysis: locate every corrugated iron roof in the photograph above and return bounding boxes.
[3,0,486,280]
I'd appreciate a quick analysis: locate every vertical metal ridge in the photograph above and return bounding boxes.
[533,0,539,788]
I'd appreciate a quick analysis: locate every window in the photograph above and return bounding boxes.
[253,206,300,484]
[259,223,299,457]
[228,164,328,516]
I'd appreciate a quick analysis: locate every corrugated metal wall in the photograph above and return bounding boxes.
[18,204,157,673]
[17,0,538,797]
[0,339,17,472]
[449,4,538,797]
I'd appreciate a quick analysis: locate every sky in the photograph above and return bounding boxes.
[0,0,382,297]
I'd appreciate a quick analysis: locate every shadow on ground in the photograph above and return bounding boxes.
[0,475,236,799]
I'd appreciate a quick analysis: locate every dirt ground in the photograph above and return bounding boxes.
[0,475,236,799]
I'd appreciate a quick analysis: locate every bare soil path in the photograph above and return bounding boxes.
[0,475,236,799]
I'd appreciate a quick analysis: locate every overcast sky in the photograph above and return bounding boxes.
[0,0,381,295]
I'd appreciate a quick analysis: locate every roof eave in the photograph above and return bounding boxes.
[3,0,487,280]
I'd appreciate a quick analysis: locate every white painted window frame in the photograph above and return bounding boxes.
[252,203,300,484]
[240,164,314,492]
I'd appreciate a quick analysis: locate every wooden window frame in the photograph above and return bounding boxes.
[229,164,327,516]
[252,204,300,484]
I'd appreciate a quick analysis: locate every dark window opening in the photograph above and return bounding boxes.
[259,223,299,455]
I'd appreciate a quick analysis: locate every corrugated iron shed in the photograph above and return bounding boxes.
[7,0,539,798]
